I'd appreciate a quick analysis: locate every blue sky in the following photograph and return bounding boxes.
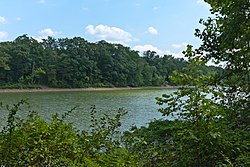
[0,0,210,58]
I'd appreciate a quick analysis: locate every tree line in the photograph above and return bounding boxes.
[0,36,219,88]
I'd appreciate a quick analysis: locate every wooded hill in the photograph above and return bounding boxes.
[0,35,220,88]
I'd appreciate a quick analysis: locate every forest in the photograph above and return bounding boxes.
[0,35,219,88]
[0,0,249,166]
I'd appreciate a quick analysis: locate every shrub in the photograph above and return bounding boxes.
[0,100,139,166]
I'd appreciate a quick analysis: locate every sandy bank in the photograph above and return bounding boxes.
[0,86,180,93]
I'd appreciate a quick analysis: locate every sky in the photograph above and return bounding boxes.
[0,0,211,58]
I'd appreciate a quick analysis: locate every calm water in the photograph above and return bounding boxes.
[0,88,175,131]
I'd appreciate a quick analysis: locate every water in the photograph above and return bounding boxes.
[0,88,175,131]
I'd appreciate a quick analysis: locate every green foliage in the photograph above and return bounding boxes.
[0,101,139,166]
[0,83,42,89]
[0,35,219,88]
[153,47,249,166]
[19,67,46,85]
[152,0,250,166]
[0,101,77,166]
[123,120,183,166]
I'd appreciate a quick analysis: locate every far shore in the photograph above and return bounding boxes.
[0,86,180,93]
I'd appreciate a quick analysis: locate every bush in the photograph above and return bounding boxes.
[0,100,139,166]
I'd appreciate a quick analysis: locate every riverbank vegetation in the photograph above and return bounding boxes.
[0,35,219,89]
[152,0,250,165]
[0,0,249,166]
[0,100,139,166]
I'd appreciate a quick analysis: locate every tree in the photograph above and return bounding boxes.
[0,49,11,83]
[156,0,250,166]
[20,68,46,85]
[196,0,250,128]
[0,34,217,88]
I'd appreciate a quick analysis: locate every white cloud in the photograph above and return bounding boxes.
[86,25,96,35]
[34,28,59,42]
[147,27,158,35]
[171,42,188,49]
[39,28,58,37]
[133,44,163,55]
[85,24,136,44]
[132,44,185,59]
[197,0,210,8]
[0,16,6,24]
[0,31,8,41]
[164,50,185,59]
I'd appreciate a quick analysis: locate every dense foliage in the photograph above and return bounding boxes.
[0,100,141,166]
[152,0,249,166]
[0,35,220,88]
[0,36,192,88]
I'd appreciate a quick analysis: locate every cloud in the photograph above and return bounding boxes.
[197,0,210,8]
[85,24,136,44]
[147,27,158,35]
[164,50,185,59]
[39,28,58,37]
[171,42,188,49]
[132,44,185,59]
[0,16,6,24]
[0,32,8,41]
[86,25,96,35]
[133,44,163,55]
[34,28,59,42]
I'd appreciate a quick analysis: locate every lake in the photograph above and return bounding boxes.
[0,88,175,131]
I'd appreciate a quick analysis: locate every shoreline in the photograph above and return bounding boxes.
[0,86,180,93]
